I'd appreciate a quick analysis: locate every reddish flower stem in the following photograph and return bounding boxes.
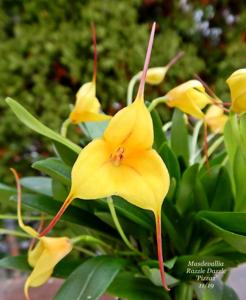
[166,51,184,69]
[155,213,170,291]
[137,22,156,100]
[39,194,73,237]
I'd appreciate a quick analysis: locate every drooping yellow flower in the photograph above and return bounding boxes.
[205,105,228,133]
[40,23,170,291]
[69,82,110,123]
[69,25,110,124]
[10,169,72,300]
[166,80,212,119]
[226,68,246,113]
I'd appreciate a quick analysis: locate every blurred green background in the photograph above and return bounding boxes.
[1,0,246,183]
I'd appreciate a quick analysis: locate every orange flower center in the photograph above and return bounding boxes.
[110,147,125,166]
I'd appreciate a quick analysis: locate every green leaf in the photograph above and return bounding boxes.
[54,142,78,166]
[52,180,69,201]
[162,200,186,253]
[159,142,180,181]
[108,272,171,300]
[151,109,167,151]
[233,146,246,211]
[202,278,239,300]
[10,193,116,236]
[5,98,81,153]
[0,183,16,202]
[197,211,246,253]
[142,266,179,287]
[223,114,240,192]
[176,164,209,212]
[54,256,126,300]
[20,176,52,197]
[171,109,189,165]
[32,158,71,186]
[0,255,81,279]
[112,196,154,231]
[0,255,30,271]
[239,113,246,152]
[200,166,234,211]
[84,120,109,139]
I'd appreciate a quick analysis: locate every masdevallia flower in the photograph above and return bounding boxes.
[166,80,212,119]
[226,68,246,113]
[69,25,110,124]
[40,23,170,291]
[10,168,72,300]
[205,105,228,134]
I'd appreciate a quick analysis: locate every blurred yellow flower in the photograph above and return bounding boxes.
[166,80,212,119]
[226,68,246,113]
[69,25,110,124]
[11,168,72,300]
[205,105,228,133]
[40,23,170,291]
[69,82,110,124]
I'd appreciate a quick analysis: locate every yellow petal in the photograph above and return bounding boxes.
[75,82,97,111]
[28,240,45,268]
[70,110,111,123]
[103,98,153,152]
[115,149,170,213]
[71,139,115,199]
[226,69,246,113]
[25,237,72,299]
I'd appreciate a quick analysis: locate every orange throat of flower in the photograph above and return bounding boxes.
[110,147,125,166]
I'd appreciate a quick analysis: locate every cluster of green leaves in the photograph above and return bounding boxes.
[0,98,245,299]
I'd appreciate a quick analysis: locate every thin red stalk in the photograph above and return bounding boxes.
[203,122,209,169]
[91,23,97,84]
[39,194,73,237]
[155,213,170,291]
[137,22,156,100]
[166,51,184,69]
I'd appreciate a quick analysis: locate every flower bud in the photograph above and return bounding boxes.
[145,67,168,85]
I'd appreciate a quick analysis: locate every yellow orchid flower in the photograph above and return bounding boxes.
[10,168,72,300]
[40,23,170,291]
[226,68,246,113]
[166,80,212,119]
[205,105,228,134]
[69,25,110,124]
